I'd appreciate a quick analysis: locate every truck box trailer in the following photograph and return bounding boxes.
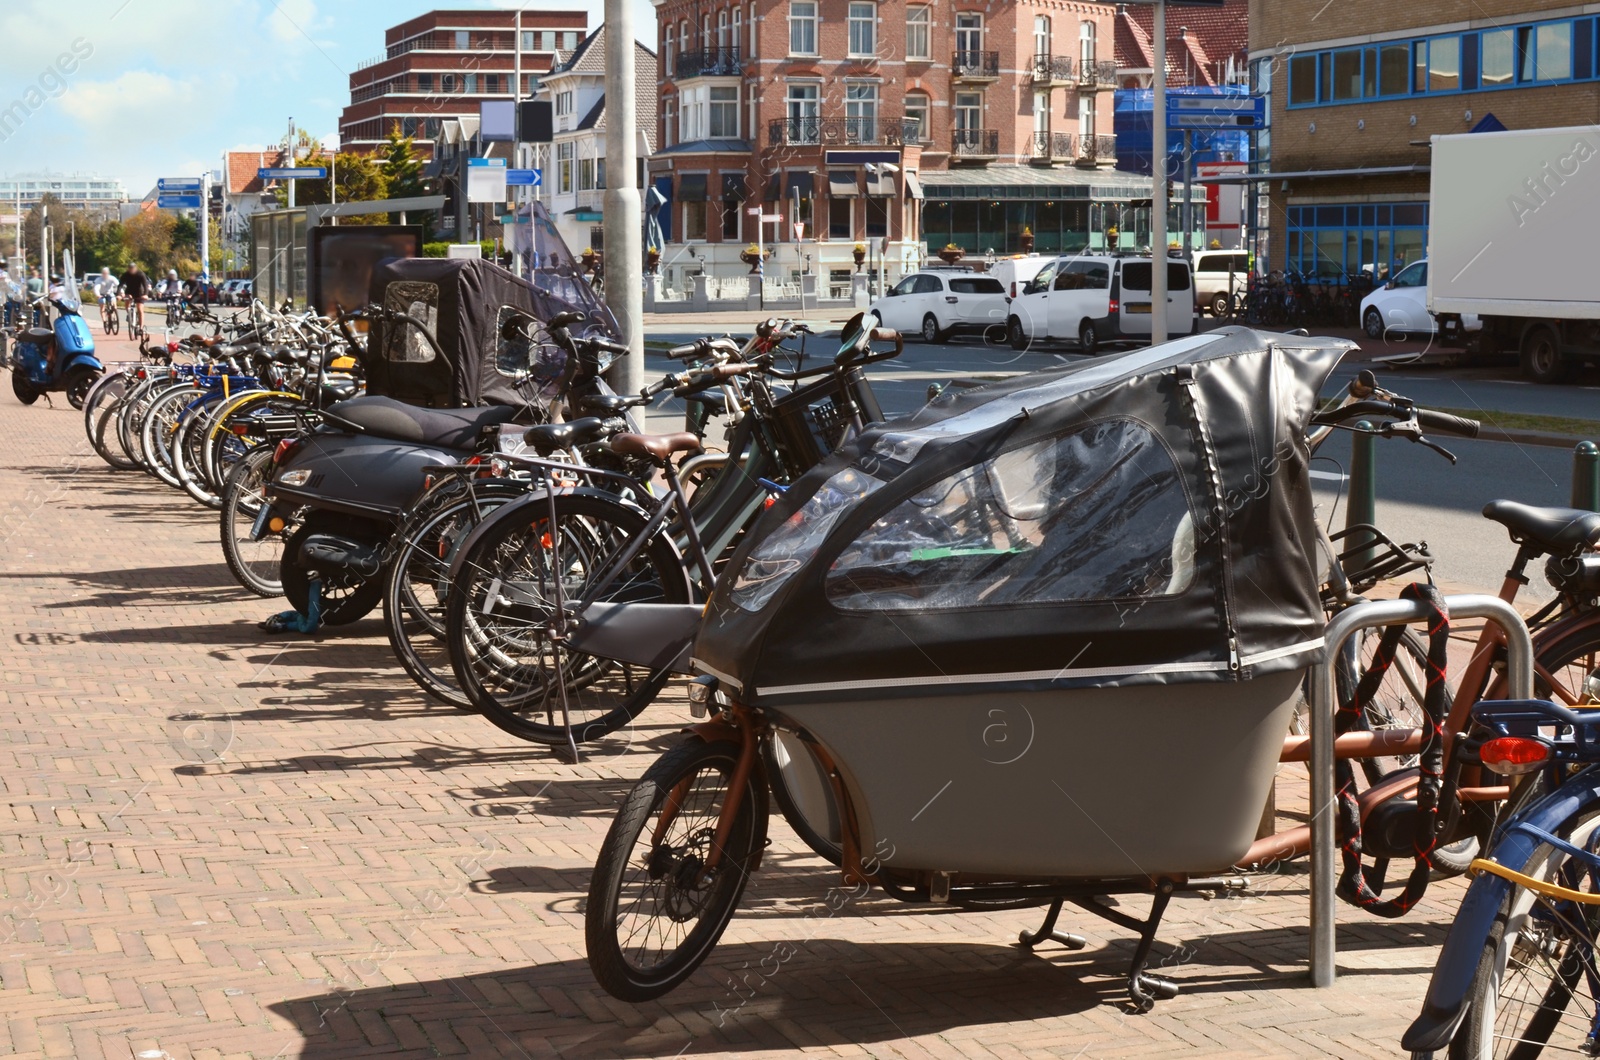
[1430,124,1600,383]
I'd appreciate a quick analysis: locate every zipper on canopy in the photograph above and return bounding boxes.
[1174,364,1243,676]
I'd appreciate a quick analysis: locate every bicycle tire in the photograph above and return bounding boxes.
[173,401,226,508]
[383,481,526,710]
[586,736,767,1002]
[1456,802,1600,1058]
[95,394,141,471]
[140,385,204,489]
[445,491,693,746]
[219,446,288,597]
[203,390,293,493]
[763,732,843,867]
[82,373,131,468]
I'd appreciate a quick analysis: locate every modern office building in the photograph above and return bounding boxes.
[338,8,589,158]
[648,0,1153,288]
[1248,0,1600,276]
[0,173,128,215]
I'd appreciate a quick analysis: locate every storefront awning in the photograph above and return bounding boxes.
[785,171,815,198]
[865,167,895,197]
[827,170,860,198]
[721,173,748,202]
[678,173,709,201]
[904,171,924,200]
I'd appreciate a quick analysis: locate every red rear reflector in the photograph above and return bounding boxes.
[273,439,299,464]
[764,496,776,508]
[1010,282,1017,298]
[1481,736,1552,776]
[231,424,250,435]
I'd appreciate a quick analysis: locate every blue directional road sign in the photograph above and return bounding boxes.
[506,168,543,187]
[157,192,202,209]
[1167,95,1266,130]
[157,177,202,192]
[257,166,328,180]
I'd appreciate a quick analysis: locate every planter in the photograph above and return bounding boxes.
[1020,233,1035,255]
[580,250,597,275]
[646,248,661,274]
[852,248,866,272]
[938,247,964,265]
[739,250,767,274]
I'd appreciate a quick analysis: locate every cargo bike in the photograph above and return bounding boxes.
[583,327,1390,1009]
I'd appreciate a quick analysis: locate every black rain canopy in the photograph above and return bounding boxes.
[364,252,619,409]
[694,327,1351,704]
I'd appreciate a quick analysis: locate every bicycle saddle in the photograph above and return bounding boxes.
[328,395,519,450]
[572,393,632,417]
[522,416,617,456]
[609,431,702,464]
[1483,499,1600,555]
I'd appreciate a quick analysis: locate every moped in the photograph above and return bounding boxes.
[11,295,103,409]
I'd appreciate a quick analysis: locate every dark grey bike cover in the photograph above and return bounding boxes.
[693,327,1351,703]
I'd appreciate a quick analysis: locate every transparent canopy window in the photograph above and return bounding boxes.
[384,281,439,363]
[826,419,1196,611]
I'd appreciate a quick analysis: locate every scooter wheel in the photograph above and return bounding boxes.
[64,367,100,411]
[12,371,39,405]
[280,517,385,626]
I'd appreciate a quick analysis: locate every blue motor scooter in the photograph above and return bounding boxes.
[11,295,103,409]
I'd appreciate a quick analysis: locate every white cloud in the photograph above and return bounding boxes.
[266,0,318,46]
[57,71,201,136]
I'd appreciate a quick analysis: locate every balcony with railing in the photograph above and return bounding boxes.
[1078,59,1119,88]
[1030,54,1075,85]
[951,128,999,160]
[1029,131,1076,163]
[351,75,512,103]
[768,116,922,147]
[674,47,742,79]
[387,31,515,58]
[1078,134,1117,165]
[952,50,1001,81]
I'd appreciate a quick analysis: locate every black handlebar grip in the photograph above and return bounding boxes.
[1416,409,1481,438]
[590,336,631,355]
[667,340,704,360]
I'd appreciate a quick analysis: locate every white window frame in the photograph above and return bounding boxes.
[786,83,820,143]
[906,6,930,61]
[717,10,729,50]
[709,85,739,138]
[556,141,574,194]
[848,2,877,58]
[956,13,983,56]
[845,83,878,141]
[1080,21,1096,65]
[680,21,690,60]
[789,1,818,57]
[732,9,743,56]
[1034,15,1051,59]
[954,91,981,131]
[903,92,930,143]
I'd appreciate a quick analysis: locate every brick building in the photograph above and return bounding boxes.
[1115,0,1248,90]
[338,9,589,159]
[1248,0,1600,277]
[648,0,1165,290]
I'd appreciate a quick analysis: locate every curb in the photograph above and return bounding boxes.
[1482,427,1599,450]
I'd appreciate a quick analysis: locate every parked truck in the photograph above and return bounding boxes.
[1430,124,1600,383]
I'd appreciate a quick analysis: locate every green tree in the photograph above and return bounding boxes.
[383,123,425,200]
[123,208,178,273]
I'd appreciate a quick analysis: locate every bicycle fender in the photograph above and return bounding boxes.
[1402,767,1600,1052]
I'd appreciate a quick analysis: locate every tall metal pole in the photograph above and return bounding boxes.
[1151,0,1168,344]
[287,118,297,209]
[200,171,211,286]
[1182,128,1194,261]
[604,1,644,393]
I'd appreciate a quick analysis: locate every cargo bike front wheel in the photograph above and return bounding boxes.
[586,736,769,1001]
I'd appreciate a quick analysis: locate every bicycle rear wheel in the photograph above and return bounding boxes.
[219,445,287,597]
[445,492,692,745]
[586,736,767,1001]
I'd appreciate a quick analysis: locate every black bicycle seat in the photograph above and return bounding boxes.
[523,416,615,456]
[1483,499,1600,555]
[573,393,632,417]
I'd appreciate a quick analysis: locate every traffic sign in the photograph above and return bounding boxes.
[157,193,203,209]
[257,166,327,180]
[505,168,542,187]
[466,157,507,203]
[1167,95,1265,130]
[158,177,202,192]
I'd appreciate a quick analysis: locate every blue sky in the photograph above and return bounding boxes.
[0,0,656,198]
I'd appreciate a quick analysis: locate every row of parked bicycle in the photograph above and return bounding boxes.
[1220,269,1379,329]
[50,259,1600,1052]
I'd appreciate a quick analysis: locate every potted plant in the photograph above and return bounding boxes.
[1019,226,1035,254]
[938,243,964,265]
[646,244,661,274]
[739,243,767,274]
[580,247,597,274]
[1105,225,1120,248]
[852,242,867,272]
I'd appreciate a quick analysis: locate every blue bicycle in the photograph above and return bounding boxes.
[1407,688,1600,1058]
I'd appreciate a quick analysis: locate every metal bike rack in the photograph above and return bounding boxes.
[1310,593,1534,987]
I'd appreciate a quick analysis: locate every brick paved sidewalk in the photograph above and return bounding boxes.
[0,394,1467,1059]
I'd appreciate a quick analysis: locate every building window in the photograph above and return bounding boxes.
[455,30,470,49]
[541,31,555,50]
[709,86,739,137]
[417,72,433,92]
[1482,28,1515,87]
[665,28,674,70]
[485,74,501,94]
[1079,20,1095,64]
[866,197,888,239]
[1331,49,1360,101]
[578,158,597,191]
[441,73,457,93]
[848,2,876,57]
[1034,15,1051,59]
[522,30,535,50]
[722,200,741,241]
[954,92,981,133]
[734,9,743,54]
[957,13,983,58]
[464,73,477,93]
[904,93,930,142]
[1534,22,1574,81]
[564,31,579,50]
[664,99,676,146]
[680,21,690,60]
[846,84,877,140]
[1079,95,1095,137]
[787,84,819,142]
[906,6,930,61]
[684,201,708,241]
[556,90,574,116]
[717,10,728,49]
[1415,37,1460,93]
[557,142,574,193]
[829,198,854,241]
[790,1,817,56]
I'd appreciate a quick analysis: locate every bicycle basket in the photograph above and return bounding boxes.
[765,372,858,479]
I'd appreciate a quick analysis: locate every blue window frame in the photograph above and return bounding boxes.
[1283,200,1429,280]
[1286,15,1597,108]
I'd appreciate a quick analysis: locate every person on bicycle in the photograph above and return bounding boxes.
[24,266,44,303]
[162,269,183,321]
[119,261,150,335]
[93,268,118,331]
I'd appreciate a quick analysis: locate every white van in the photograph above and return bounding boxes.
[1006,254,1194,352]
[986,255,1056,302]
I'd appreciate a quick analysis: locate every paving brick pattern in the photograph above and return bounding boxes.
[0,388,1472,1059]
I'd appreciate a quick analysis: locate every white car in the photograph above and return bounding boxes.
[1007,253,1195,352]
[1360,260,1479,338]
[871,268,1008,343]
